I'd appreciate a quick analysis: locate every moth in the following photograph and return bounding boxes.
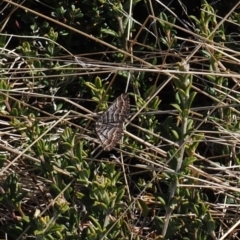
[95,93,130,151]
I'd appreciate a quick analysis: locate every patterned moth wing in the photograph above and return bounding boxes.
[95,122,124,151]
[95,93,130,151]
[97,93,130,124]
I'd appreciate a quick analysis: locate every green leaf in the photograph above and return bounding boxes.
[181,156,197,169]
[138,199,149,217]
[171,129,180,140]
[116,185,125,202]
[101,28,120,37]
[171,103,182,113]
[187,92,197,109]
[76,141,83,163]
[89,215,103,230]
[95,76,103,89]
[45,224,66,234]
